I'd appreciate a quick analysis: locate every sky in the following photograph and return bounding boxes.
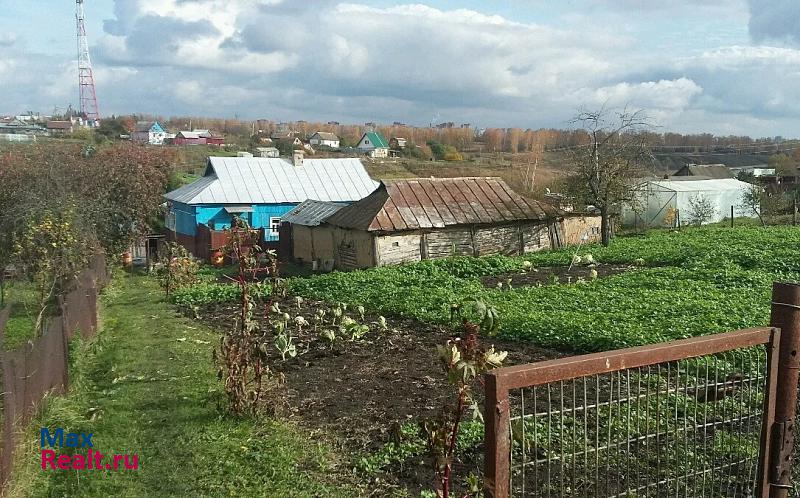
[1,0,799,136]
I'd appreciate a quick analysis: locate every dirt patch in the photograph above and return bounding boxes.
[481,264,636,289]
[195,297,562,494]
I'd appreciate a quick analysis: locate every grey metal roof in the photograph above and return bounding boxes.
[281,200,347,226]
[164,157,379,205]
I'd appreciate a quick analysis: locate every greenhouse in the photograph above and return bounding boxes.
[622,178,758,228]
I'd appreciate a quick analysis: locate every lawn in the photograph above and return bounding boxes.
[6,272,352,498]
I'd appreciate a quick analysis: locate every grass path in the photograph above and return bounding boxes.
[7,272,351,497]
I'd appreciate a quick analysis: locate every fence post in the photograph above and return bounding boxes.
[484,373,510,498]
[731,205,734,228]
[768,282,800,497]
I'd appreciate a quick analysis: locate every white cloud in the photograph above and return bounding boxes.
[1,0,798,136]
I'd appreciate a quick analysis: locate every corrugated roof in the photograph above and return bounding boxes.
[326,177,563,232]
[361,131,389,148]
[281,200,346,226]
[673,164,734,179]
[177,131,202,139]
[164,157,379,205]
[311,131,339,141]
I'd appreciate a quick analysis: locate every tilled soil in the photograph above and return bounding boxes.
[196,296,562,494]
[481,264,636,289]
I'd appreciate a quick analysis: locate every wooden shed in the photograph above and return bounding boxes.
[278,200,346,265]
[313,177,565,270]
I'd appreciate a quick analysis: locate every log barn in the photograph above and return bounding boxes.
[295,177,565,270]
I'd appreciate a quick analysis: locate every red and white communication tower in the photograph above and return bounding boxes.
[76,0,100,123]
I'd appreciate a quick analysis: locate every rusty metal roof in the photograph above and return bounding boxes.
[326,177,563,232]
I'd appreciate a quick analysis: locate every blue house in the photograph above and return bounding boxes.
[163,153,378,259]
[133,121,168,145]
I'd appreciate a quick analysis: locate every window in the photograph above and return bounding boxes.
[166,211,176,231]
[269,217,281,236]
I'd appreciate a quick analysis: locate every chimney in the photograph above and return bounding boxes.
[293,149,304,167]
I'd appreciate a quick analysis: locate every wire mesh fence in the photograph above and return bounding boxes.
[508,349,768,497]
[485,327,780,498]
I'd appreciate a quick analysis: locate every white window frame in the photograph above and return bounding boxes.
[269,216,281,236]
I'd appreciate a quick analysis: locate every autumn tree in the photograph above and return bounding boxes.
[566,108,654,246]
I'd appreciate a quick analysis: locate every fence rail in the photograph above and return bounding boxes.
[484,326,782,498]
[0,255,108,485]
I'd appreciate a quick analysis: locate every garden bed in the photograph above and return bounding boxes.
[480,263,636,289]
[195,296,562,493]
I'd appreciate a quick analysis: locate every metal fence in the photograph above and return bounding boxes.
[0,255,108,484]
[484,282,800,498]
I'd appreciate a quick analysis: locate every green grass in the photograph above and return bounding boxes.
[6,272,352,498]
[2,281,43,349]
[289,226,800,352]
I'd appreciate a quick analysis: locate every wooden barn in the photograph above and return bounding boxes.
[297,177,564,270]
[278,200,346,267]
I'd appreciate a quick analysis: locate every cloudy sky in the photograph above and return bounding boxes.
[1,0,799,136]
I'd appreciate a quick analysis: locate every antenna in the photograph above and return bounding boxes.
[76,0,100,124]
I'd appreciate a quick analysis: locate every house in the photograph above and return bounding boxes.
[271,130,295,141]
[163,153,378,260]
[309,132,340,149]
[356,131,390,158]
[132,121,168,145]
[46,120,74,135]
[728,165,774,178]
[255,147,280,158]
[389,137,407,150]
[278,200,347,264]
[194,129,224,146]
[172,131,206,146]
[297,177,564,269]
[276,137,303,153]
[671,163,734,179]
[0,118,47,135]
[622,178,757,228]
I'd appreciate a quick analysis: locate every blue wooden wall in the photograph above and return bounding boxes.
[173,202,197,236]
[175,202,297,242]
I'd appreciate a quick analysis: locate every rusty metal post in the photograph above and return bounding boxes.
[768,282,800,497]
[484,373,510,498]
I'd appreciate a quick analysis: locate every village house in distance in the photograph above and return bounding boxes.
[356,131,390,158]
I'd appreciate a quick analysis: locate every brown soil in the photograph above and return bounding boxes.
[196,296,562,495]
[481,264,636,289]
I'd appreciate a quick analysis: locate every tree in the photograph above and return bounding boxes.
[738,183,766,226]
[12,207,91,334]
[566,108,654,246]
[687,194,717,226]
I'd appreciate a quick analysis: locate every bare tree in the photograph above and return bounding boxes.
[687,194,717,226]
[567,107,654,245]
[738,182,766,226]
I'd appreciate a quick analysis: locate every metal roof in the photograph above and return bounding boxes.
[360,131,389,148]
[164,157,378,205]
[177,131,202,139]
[326,177,563,232]
[672,164,734,179]
[311,131,339,141]
[281,200,346,226]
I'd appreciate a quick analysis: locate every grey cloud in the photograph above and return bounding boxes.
[748,0,800,45]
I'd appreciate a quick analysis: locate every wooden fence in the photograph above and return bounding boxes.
[0,255,108,485]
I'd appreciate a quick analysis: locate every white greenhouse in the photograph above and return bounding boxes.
[622,178,759,228]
